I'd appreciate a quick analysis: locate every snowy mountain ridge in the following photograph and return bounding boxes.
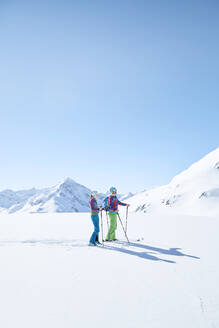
[0,178,133,214]
[128,147,219,216]
[1,147,218,215]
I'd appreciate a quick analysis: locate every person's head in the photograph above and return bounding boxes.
[91,190,98,199]
[110,187,117,195]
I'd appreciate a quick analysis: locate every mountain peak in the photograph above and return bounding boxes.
[59,177,76,186]
[170,147,219,186]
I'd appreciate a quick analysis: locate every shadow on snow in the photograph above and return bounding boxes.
[102,243,176,263]
[114,241,200,260]
[0,239,200,263]
[100,240,200,263]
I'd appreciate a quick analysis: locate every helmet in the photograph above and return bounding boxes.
[110,187,117,193]
[91,190,98,197]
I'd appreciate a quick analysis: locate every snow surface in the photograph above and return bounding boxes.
[128,147,219,216]
[0,212,218,328]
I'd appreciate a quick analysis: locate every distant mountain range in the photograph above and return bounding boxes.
[0,178,133,214]
[1,148,218,216]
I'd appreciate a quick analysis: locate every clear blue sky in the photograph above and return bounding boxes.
[0,0,218,193]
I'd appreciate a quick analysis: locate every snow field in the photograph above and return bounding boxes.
[0,212,218,327]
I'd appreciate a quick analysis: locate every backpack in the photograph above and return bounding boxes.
[103,196,111,211]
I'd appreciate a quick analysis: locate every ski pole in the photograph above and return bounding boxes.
[125,206,129,233]
[106,211,109,229]
[117,213,130,244]
[100,209,104,243]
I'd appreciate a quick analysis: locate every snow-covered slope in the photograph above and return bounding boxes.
[0,188,38,211]
[0,178,133,214]
[128,147,219,216]
[0,212,218,328]
[119,192,134,201]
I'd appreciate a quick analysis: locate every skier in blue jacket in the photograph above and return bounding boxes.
[89,191,102,246]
